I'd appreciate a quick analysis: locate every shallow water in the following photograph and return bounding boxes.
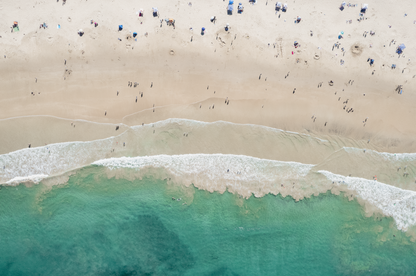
[1,167,415,275]
[2,119,416,231]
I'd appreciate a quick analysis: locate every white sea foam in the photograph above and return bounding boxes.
[0,138,115,184]
[1,118,416,231]
[93,154,314,197]
[343,147,416,161]
[319,170,416,231]
[93,154,416,231]
[6,174,49,185]
[0,118,330,185]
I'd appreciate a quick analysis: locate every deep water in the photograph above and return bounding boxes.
[0,167,415,276]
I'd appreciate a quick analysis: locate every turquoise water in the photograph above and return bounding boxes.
[1,166,416,275]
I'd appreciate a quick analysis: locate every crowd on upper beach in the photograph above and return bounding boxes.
[6,0,412,72]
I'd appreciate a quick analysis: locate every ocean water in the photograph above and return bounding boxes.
[1,166,416,276]
[1,119,416,275]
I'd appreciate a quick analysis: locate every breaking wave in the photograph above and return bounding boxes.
[0,118,334,184]
[1,118,416,231]
[91,154,416,231]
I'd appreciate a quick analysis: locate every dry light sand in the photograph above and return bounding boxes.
[0,0,415,155]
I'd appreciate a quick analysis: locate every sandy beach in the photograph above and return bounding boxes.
[2,1,416,272]
[1,0,415,155]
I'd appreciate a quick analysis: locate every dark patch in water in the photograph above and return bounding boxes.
[205,266,240,276]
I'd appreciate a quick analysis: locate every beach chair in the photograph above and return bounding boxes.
[282,3,287,12]
[275,2,281,11]
[152,7,159,17]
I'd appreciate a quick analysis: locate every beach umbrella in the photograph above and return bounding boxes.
[229,0,234,4]
[397,44,406,54]
[118,25,123,31]
[202,27,206,31]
